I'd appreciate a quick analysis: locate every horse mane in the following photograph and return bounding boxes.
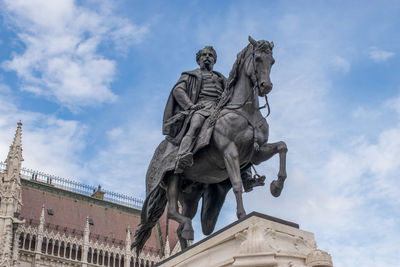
[209,41,270,125]
[217,43,253,108]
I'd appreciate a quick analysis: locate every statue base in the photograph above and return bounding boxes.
[157,212,333,267]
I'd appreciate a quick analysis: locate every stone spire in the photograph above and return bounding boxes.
[0,122,24,216]
[84,217,90,243]
[38,205,45,233]
[125,226,132,267]
[125,226,132,250]
[0,123,25,266]
[5,121,24,180]
[36,205,45,254]
[82,217,91,266]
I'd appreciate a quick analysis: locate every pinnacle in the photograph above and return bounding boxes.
[13,121,23,147]
[7,121,23,161]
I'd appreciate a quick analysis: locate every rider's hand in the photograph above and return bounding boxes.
[190,103,205,111]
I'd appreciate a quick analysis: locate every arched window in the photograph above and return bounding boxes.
[140,259,144,267]
[145,260,149,267]
[110,253,114,267]
[130,256,134,267]
[115,254,120,267]
[104,251,109,267]
[53,240,59,256]
[135,258,139,267]
[47,239,53,254]
[18,233,24,249]
[30,235,36,251]
[87,247,92,263]
[99,250,104,265]
[60,242,65,257]
[24,234,31,250]
[41,237,47,253]
[93,249,98,264]
[121,255,125,267]
[71,244,77,260]
[66,243,71,258]
[77,246,82,261]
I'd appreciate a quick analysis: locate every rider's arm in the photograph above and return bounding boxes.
[172,77,194,110]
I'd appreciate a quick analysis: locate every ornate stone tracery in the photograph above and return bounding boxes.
[11,193,177,267]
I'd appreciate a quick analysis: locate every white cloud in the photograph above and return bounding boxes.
[87,120,162,198]
[0,83,11,93]
[369,47,395,63]
[352,106,381,120]
[1,0,148,110]
[0,94,88,179]
[385,96,400,116]
[332,56,351,73]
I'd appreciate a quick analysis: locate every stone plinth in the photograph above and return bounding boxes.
[157,212,332,267]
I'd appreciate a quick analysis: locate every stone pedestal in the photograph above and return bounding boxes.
[157,212,332,267]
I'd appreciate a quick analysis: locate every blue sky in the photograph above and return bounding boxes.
[1,0,399,266]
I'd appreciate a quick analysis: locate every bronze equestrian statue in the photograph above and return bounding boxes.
[132,36,288,254]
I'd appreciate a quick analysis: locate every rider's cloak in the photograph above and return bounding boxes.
[162,68,226,145]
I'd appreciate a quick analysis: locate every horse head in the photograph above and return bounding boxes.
[247,36,275,97]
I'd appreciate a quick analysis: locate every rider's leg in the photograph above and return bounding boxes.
[176,114,206,172]
[241,164,254,192]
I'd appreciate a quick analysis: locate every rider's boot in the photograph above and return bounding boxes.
[241,165,254,192]
[241,164,266,192]
[175,136,194,173]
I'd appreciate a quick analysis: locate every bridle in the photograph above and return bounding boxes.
[226,45,271,117]
[209,43,273,126]
[250,46,271,117]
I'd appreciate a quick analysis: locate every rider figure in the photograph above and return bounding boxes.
[163,46,264,190]
[173,46,224,173]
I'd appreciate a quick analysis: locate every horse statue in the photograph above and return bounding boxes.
[132,36,288,253]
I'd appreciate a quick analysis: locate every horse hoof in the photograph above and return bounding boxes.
[237,211,246,220]
[270,180,283,197]
[181,229,194,240]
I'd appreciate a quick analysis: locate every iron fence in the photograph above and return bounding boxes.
[0,162,143,209]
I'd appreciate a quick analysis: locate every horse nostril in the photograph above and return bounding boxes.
[260,81,272,90]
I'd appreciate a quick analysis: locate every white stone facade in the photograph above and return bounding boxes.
[14,210,164,267]
[158,213,333,267]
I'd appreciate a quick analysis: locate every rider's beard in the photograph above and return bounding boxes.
[202,62,213,71]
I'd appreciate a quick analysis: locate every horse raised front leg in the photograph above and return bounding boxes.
[252,141,288,197]
[166,174,194,242]
[223,143,246,219]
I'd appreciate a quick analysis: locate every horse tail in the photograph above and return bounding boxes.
[131,185,167,256]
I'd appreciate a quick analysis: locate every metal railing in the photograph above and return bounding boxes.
[0,161,144,209]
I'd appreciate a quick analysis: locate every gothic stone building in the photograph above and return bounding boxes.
[0,123,180,267]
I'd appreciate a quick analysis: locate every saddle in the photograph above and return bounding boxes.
[193,107,268,157]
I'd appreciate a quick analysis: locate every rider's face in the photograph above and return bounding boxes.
[198,50,215,70]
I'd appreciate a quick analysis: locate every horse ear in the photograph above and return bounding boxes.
[270,41,274,49]
[248,36,257,47]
